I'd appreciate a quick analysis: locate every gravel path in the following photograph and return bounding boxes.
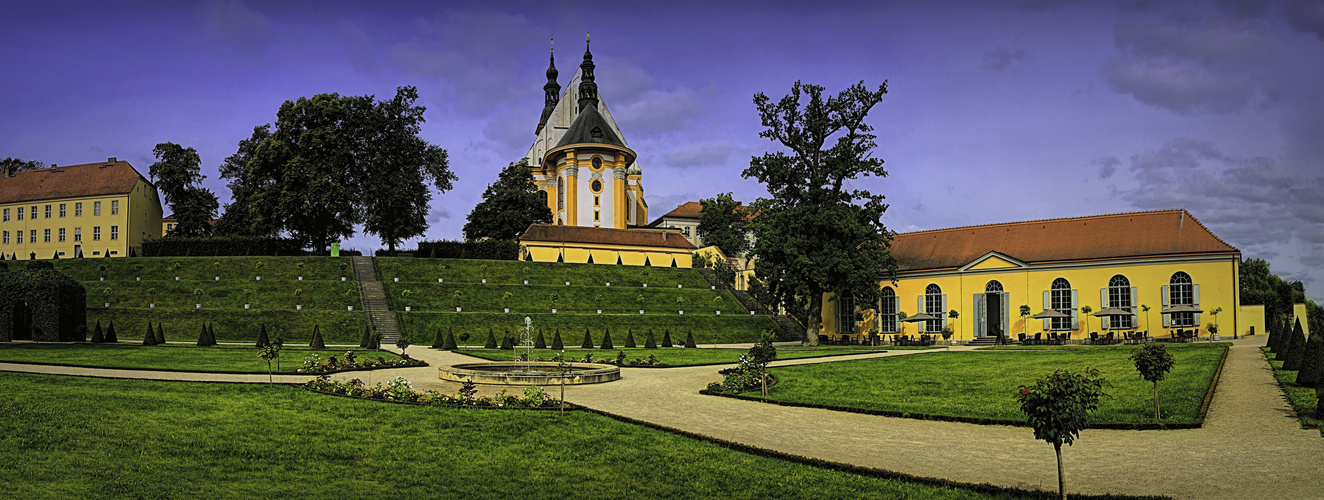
[4,337,1320,499]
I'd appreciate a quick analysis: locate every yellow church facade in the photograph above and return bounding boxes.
[0,158,163,259]
[821,210,1252,343]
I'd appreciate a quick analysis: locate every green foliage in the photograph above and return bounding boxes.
[499,329,514,350]
[534,331,547,350]
[430,328,445,349]
[367,330,382,350]
[1016,367,1108,500]
[0,260,87,342]
[484,328,497,349]
[143,323,157,346]
[697,193,750,258]
[91,321,104,343]
[150,142,218,237]
[256,324,270,348]
[395,332,411,354]
[1295,332,1324,387]
[443,328,458,350]
[105,321,118,343]
[215,125,277,237]
[0,156,45,172]
[1131,342,1176,419]
[155,323,165,345]
[600,328,613,350]
[742,81,896,345]
[463,160,552,241]
[359,325,371,348]
[645,330,657,349]
[1283,318,1308,371]
[685,330,697,348]
[624,329,636,348]
[415,240,520,261]
[142,237,303,257]
[197,323,217,347]
[309,325,325,349]
[1240,258,1307,324]
[662,329,673,348]
[550,329,563,350]
[580,329,594,349]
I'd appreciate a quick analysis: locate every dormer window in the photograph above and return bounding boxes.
[590,127,603,140]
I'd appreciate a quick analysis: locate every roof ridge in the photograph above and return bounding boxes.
[895,208,1188,236]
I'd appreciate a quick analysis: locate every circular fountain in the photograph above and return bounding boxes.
[439,316,621,385]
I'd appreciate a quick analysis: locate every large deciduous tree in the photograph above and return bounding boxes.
[697,192,750,258]
[463,160,551,241]
[0,157,45,173]
[215,125,278,237]
[238,86,453,253]
[149,142,218,236]
[742,81,896,345]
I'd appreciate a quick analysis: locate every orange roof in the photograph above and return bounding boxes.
[892,209,1238,272]
[520,224,696,250]
[658,201,703,220]
[0,159,150,204]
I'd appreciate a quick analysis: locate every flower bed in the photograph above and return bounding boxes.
[303,375,560,408]
[296,351,427,374]
[705,354,777,393]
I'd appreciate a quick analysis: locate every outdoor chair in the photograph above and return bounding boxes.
[1061,332,1071,345]
[1090,332,1099,345]
[1033,332,1042,345]
[1018,333,1028,345]
[1105,332,1115,345]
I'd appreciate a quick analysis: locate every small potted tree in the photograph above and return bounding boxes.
[147,287,157,309]
[452,290,463,312]
[193,288,204,309]
[102,287,112,308]
[947,309,959,344]
[1209,306,1224,341]
[502,291,513,314]
[401,289,412,312]
[549,292,559,314]
[297,261,305,281]
[213,261,222,281]
[243,288,255,310]
[676,295,686,315]
[594,294,604,314]
[254,260,264,281]
[714,295,724,315]
[294,288,303,310]
[636,294,646,315]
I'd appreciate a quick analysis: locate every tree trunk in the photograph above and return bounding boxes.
[804,293,823,346]
[1055,442,1065,500]
[1153,381,1161,420]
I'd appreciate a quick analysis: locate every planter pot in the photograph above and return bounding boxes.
[551,308,557,314]
[711,285,716,290]
[642,283,648,287]
[523,280,528,285]
[1211,334,1220,341]
[950,339,958,345]
[455,307,462,313]
[244,304,250,310]
[639,310,645,315]
[215,276,220,281]
[481,278,486,284]
[195,304,201,309]
[678,284,683,289]
[395,277,400,282]
[596,309,602,314]
[296,305,302,310]
[347,306,353,311]
[749,311,755,315]
[438,278,443,283]
[104,302,110,308]
[565,281,570,286]
[99,277,104,281]
[404,306,411,312]
[716,311,721,315]
[298,276,303,281]
[605,282,610,286]
[504,308,510,313]
[679,311,684,315]
[255,276,261,281]
[149,303,154,309]
[342,277,347,281]
[136,277,140,281]
[175,276,180,281]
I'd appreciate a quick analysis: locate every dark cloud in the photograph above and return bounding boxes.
[204,0,273,52]
[1217,0,1271,19]
[611,88,703,135]
[390,13,541,114]
[981,47,1029,71]
[1094,156,1120,179]
[661,141,737,168]
[1283,0,1324,40]
[427,207,450,224]
[1103,13,1276,114]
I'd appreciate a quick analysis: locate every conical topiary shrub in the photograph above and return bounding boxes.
[534,330,547,349]
[1295,331,1324,387]
[197,323,214,347]
[551,329,564,350]
[91,321,104,343]
[359,325,371,348]
[624,329,636,348]
[484,328,498,349]
[105,321,118,343]
[431,328,445,349]
[600,328,613,350]
[368,329,381,350]
[662,329,673,347]
[208,323,217,345]
[310,325,326,349]
[257,324,271,348]
[443,328,458,350]
[1277,315,1294,354]
[155,323,165,345]
[1267,319,1281,354]
[645,330,657,349]
[685,330,697,348]
[500,329,515,350]
[581,329,594,349]
[1283,318,1308,371]
[143,323,157,346]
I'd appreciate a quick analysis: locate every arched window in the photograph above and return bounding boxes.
[1169,272,1194,327]
[1108,275,1133,329]
[539,190,549,207]
[879,287,897,333]
[985,280,1003,293]
[556,177,565,211]
[925,284,944,333]
[1051,278,1073,330]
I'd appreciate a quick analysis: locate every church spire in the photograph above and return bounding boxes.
[577,32,598,113]
[537,35,560,135]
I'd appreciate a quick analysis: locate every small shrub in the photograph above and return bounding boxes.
[208,323,217,345]
[359,325,371,348]
[551,329,564,350]
[534,331,547,349]
[310,325,326,349]
[500,329,514,350]
[662,329,673,348]
[1283,319,1307,371]
[155,323,165,345]
[196,322,216,347]
[90,321,104,343]
[484,328,497,349]
[368,330,382,350]
[105,321,118,343]
[142,323,157,346]
[645,330,657,349]
[685,330,697,348]
[431,328,445,349]
[443,328,458,350]
[600,328,613,350]
[256,324,271,347]
[1296,332,1324,387]
[580,329,594,349]
[624,329,636,348]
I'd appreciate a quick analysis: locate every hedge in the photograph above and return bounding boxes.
[415,240,519,261]
[142,236,304,257]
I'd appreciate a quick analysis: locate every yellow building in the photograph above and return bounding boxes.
[821,210,1244,343]
[519,224,695,268]
[0,158,163,259]
[522,41,648,229]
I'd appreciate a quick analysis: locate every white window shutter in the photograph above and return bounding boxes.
[1161,285,1170,308]
[1071,289,1079,330]
[974,294,986,337]
[1131,286,1139,328]
[1100,288,1110,330]
[941,294,948,329]
[1001,292,1010,338]
[1043,290,1051,330]
[917,296,924,332]
[1193,284,1201,326]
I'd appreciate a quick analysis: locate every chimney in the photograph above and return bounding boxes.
[103,157,116,167]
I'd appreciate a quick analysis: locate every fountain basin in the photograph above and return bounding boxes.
[439,362,620,385]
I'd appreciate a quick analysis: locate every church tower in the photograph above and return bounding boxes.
[523,36,647,229]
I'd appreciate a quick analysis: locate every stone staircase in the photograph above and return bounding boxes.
[352,256,400,344]
[694,267,803,342]
[964,336,1000,347]
[773,314,806,342]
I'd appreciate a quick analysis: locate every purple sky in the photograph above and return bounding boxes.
[3,0,1322,303]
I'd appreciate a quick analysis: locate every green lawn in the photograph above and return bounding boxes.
[748,345,1226,425]
[453,347,875,366]
[0,343,402,373]
[0,372,1031,499]
[1261,347,1322,435]
[399,313,781,345]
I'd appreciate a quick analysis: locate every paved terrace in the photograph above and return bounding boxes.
[2,336,1320,499]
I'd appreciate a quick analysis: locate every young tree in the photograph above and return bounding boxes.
[1017,368,1108,500]
[1131,342,1175,419]
[395,332,411,356]
[215,125,276,236]
[696,193,750,258]
[463,160,552,241]
[748,332,778,397]
[258,342,282,385]
[743,81,896,346]
[150,142,219,236]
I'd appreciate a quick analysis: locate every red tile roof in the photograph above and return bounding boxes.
[891,209,1238,272]
[651,200,754,227]
[0,159,150,204]
[520,224,696,250]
